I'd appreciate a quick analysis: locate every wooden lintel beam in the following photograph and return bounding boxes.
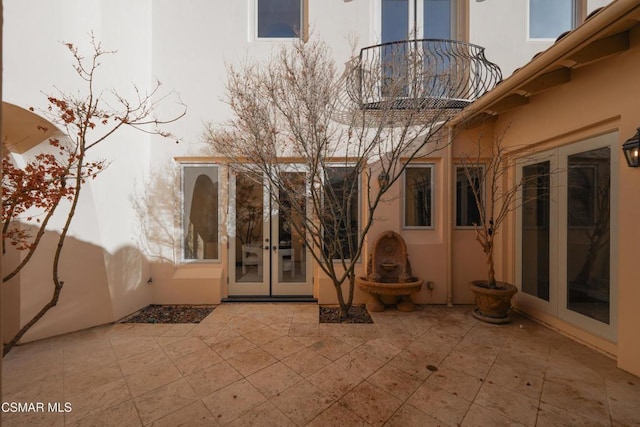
[486,94,529,114]
[568,32,630,65]
[519,68,571,95]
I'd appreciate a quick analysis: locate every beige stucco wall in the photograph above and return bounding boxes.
[458,25,640,376]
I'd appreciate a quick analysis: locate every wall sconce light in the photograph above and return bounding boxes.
[378,171,390,188]
[622,128,640,168]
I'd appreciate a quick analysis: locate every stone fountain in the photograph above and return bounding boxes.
[356,231,423,312]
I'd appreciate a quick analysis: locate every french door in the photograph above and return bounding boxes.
[516,132,618,341]
[228,169,312,296]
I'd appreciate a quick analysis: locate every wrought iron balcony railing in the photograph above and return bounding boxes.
[347,39,502,111]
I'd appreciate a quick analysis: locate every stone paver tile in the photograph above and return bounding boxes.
[607,376,640,426]
[64,362,123,398]
[133,378,199,425]
[124,359,182,397]
[340,381,403,426]
[388,344,447,380]
[117,348,170,377]
[159,323,197,337]
[334,347,386,379]
[150,400,216,427]
[288,323,321,337]
[307,363,363,400]
[536,402,609,427]
[209,336,257,359]
[407,381,471,427]
[227,347,277,377]
[292,312,318,324]
[241,326,285,346]
[111,337,161,360]
[541,378,610,425]
[307,336,355,361]
[476,381,539,426]
[359,337,402,362]
[173,347,224,376]
[3,373,63,405]
[3,411,65,427]
[228,401,295,427]
[261,336,306,360]
[160,336,208,360]
[65,379,132,424]
[368,363,423,401]
[202,379,267,425]
[246,362,303,399]
[426,366,484,402]
[282,347,331,377]
[64,347,117,376]
[201,327,241,346]
[384,403,444,427]
[271,380,334,425]
[226,315,267,334]
[66,399,141,427]
[185,361,243,397]
[440,349,495,379]
[307,401,368,427]
[461,403,526,427]
[154,335,190,347]
[484,362,544,400]
[188,322,228,337]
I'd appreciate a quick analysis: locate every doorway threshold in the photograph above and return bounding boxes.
[222,296,318,303]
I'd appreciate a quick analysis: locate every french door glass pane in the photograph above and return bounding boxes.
[235,173,265,283]
[521,161,550,301]
[424,0,452,39]
[567,147,610,324]
[278,172,307,283]
[382,0,409,43]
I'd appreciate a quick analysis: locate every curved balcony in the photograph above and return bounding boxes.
[347,39,502,111]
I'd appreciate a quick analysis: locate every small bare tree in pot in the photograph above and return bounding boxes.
[461,131,542,324]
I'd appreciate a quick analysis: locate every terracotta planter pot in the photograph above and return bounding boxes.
[469,280,518,324]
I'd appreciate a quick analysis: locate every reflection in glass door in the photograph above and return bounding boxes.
[566,147,611,324]
[228,169,312,297]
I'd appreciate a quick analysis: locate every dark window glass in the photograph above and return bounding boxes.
[455,166,482,227]
[405,166,433,227]
[257,0,301,38]
[323,166,359,260]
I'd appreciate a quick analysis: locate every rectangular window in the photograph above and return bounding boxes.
[182,165,219,261]
[257,0,302,39]
[529,0,575,39]
[455,165,482,228]
[404,165,434,228]
[323,166,360,260]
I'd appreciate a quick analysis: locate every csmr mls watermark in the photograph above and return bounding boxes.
[2,402,72,413]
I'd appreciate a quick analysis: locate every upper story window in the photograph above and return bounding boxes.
[403,164,434,228]
[529,0,576,39]
[182,165,220,261]
[257,0,303,39]
[381,0,456,43]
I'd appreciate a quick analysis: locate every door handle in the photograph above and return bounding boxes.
[272,245,277,252]
[264,246,269,250]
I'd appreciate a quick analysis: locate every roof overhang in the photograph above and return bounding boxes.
[451,0,640,127]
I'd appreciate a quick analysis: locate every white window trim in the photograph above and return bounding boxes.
[181,163,221,264]
[250,0,305,42]
[402,163,435,230]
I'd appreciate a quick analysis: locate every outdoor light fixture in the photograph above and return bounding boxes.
[622,128,640,168]
[378,171,390,188]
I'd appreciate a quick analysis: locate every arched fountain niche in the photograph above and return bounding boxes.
[357,231,423,312]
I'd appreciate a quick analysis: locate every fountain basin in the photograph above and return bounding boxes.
[357,277,423,312]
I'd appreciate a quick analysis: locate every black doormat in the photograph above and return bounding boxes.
[121,305,215,324]
[319,305,374,324]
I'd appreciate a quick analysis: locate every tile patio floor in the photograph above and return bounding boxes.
[2,303,639,426]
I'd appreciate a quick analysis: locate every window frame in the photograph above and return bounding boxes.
[181,163,221,263]
[454,164,485,229]
[402,163,435,230]
[253,0,307,41]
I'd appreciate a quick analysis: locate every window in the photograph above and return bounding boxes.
[257,0,302,39]
[323,166,360,260]
[455,165,483,227]
[529,0,575,39]
[404,165,434,228]
[381,0,455,42]
[182,165,219,261]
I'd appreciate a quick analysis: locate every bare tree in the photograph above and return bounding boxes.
[206,38,467,318]
[2,34,185,355]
